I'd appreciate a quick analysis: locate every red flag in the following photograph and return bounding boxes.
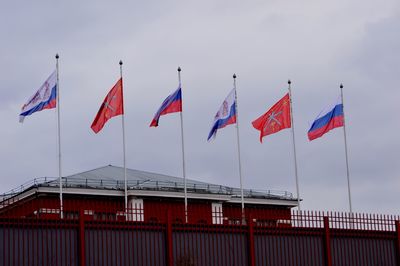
[252,93,291,142]
[91,78,124,133]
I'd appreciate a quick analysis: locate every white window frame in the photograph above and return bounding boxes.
[212,203,223,224]
[128,198,144,222]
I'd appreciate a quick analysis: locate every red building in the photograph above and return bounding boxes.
[1,165,399,265]
[0,165,297,224]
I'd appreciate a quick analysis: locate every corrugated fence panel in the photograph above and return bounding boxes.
[254,232,324,266]
[0,225,78,266]
[331,236,397,266]
[85,227,165,266]
[173,228,247,266]
[0,212,399,265]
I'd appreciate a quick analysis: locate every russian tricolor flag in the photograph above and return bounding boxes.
[19,71,57,123]
[308,96,344,141]
[207,89,237,141]
[150,87,182,127]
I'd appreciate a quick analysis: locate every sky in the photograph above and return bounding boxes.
[0,0,399,214]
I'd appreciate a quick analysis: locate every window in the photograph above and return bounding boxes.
[212,203,223,224]
[65,212,79,219]
[256,219,276,227]
[94,212,115,221]
[228,219,241,225]
[37,208,60,214]
[128,198,144,221]
[84,210,94,215]
[34,208,60,218]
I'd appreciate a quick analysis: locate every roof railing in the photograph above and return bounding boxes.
[1,177,294,202]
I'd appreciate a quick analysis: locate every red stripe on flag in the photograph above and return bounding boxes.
[308,115,344,140]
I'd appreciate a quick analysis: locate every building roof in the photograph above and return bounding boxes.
[1,165,298,206]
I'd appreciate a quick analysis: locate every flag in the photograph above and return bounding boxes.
[207,89,237,141]
[91,78,124,133]
[150,87,182,127]
[19,71,57,123]
[252,93,291,142]
[308,96,344,141]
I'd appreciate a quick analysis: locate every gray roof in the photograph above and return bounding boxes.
[2,165,295,202]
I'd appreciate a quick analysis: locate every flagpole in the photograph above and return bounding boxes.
[177,67,188,223]
[288,80,301,211]
[233,74,245,223]
[119,60,128,217]
[340,84,353,214]
[55,54,63,219]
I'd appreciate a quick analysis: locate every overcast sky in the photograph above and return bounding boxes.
[1,0,399,214]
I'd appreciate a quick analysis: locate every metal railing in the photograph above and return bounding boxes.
[0,177,294,202]
[290,210,400,231]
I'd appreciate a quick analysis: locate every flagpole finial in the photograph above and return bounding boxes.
[178,66,181,72]
[233,73,237,79]
[119,60,123,66]
[55,54,59,59]
[340,83,343,89]
[288,79,291,85]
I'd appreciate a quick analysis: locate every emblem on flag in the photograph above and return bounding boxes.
[207,89,237,141]
[252,93,291,142]
[19,71,57,123]
[91,78,124,133]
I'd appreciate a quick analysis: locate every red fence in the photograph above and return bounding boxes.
[0,210,399,266]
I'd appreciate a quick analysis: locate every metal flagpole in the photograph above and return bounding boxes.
[119,60,128,217]
[288,80,301,211]
[340,83,353,214]
[233,74,245,223]
[55,54,63,219]
[177,67,188,223]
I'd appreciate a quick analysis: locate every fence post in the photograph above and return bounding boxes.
[248,213,256,266]
[323,216,332,266]
[396,220,400,264]
[166,209,174,266]
[79,209,86,266]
